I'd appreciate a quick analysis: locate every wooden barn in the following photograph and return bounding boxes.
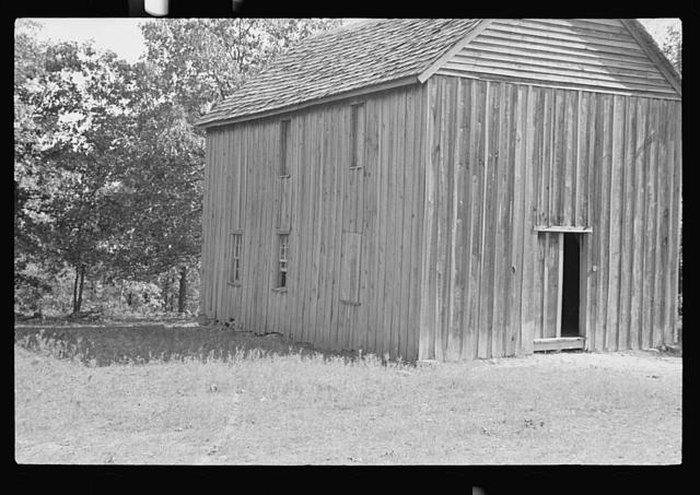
[197,19,682,361]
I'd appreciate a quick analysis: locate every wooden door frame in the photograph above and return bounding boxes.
[533,226,591,351]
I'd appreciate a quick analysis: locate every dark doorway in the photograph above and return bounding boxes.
[561,233,580,337]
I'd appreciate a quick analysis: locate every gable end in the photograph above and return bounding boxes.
[433,19,680,99]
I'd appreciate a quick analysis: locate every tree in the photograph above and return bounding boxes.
[14,20,51,307]
[14,19,342,316]
[15,31,142,314]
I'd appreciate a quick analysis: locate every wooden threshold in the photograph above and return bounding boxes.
[533,337,585,352]
[534,225,592,233]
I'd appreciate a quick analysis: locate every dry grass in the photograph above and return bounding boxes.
[14,323,682,465]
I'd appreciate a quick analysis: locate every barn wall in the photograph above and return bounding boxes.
[436,19,680,100]
[201,83,428,360]
[419,75,681,360]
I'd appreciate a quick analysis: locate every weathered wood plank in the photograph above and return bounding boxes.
[507,84,524,356]
[660,100,676,346]
[477,81,496,358]
[434,78,448,362]
[212,130,224,320]
[263,120,277,333]
[538,88,553,226]
[294,114,310,342]
[594,94,613,351]
[359,99,378,355]
[399,87,417,360]
[307,109,327,346]
[651,100,669,348]
[533,337,585,352]
[581,93,597,348]
[380,91,398,357]
[563,90,577,225]
[657,101,672,345]
[410,84,428,361]
[328,106,345,351]
[491,82,509,358]
[629,97,647,350]
[533,87,547,341]
[641,98,660,349]
[337,106,352,350]
[455,79,472,360]
[575,92,587,227]
[604,95,624,350]
[543,233,561,338]
[520,84,537,354]
[499,82,515,357]
[375,94,392,356]
[201,131,212,315]
[389,90,407,359]
[355,99,372,354]
[466,79,485,360]
[244,124,256,330]
[667,102,682,344]
[419,78,437,359]
[443,76,461,362]
[617,95,637,350]
[313,107,331,348]
[550,90,564,226]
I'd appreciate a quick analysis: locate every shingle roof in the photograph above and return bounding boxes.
[197,18,483,127]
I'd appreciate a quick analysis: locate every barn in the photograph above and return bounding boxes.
[197,19,682,361]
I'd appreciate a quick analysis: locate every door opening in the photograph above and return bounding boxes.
[561,233,580,337]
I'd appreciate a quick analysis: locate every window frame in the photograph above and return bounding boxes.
[273,230,290,292]
[228,231,244,286]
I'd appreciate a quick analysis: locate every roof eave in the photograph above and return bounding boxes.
[196,74,422,130]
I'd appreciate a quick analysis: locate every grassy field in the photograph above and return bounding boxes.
[14,322,682,465]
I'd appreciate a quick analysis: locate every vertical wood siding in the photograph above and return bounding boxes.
[419,75,681,360]
[202,74,681,362]
[201,84,427,360]
[436,19,679,100]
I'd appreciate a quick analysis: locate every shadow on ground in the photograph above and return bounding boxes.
[14,323,334,366]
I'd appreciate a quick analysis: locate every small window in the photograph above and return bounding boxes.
[279,119,291,177]
[276,233,289,289]
[350,103,365,169]
[229,233,243,285]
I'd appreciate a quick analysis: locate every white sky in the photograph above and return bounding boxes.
[30,18,147,63]
[25,18,681,65]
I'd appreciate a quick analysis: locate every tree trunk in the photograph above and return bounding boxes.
[72,266,80,314]
[162,276,171,312]
[72,264,86,314]
[178,266,188,314]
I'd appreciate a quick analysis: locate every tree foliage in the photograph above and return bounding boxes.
[140,18,341,120]
[15,31,142,313]
[661,24,682,75]
[15,18,342,316]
